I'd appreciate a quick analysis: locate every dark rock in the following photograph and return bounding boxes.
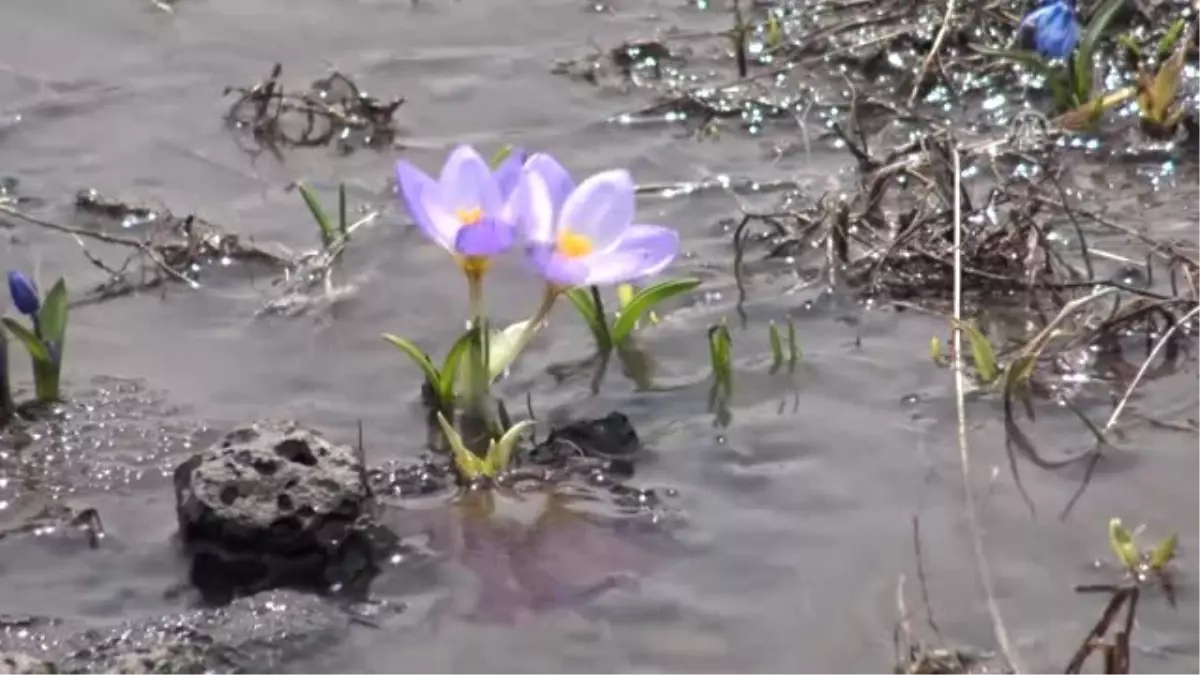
[527,412,641,478]
[0,653,55,675]
[173,420,393,603]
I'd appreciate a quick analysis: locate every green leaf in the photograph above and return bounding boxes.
[769,322,783,371]
[974,46,1058,79]
[337,183,349,238]
[298,183,336,249]
[786,317,800,367]
[1157,19,1187,59]
[436,411,486,481]
[2,317,49,363]
[38,279,69,348]
[488,144,515,170]
[929,335,944,364]
[610,278,700,344]
[1108,517,1140,571]
[1075,0,1127,101]
[565,286,611,351]
[949,318,999,384]
[487,319,532,382]
[1149,533,1178,572]
[381,333,443,392]
[708,321,733,395]
[438,330,474,403]
[617,283,636,310]
[484,419,535,476]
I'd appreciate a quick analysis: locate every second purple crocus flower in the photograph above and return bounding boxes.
[515,154,679,289]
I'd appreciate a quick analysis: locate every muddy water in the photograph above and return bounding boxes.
[1,0,1197,672]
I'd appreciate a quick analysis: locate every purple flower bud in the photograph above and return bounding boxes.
[7,271,39,316]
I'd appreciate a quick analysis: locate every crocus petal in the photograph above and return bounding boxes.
[417,182,465,252]
[524,153,576,216]
[512,171,556,246]
[396,160,457,249]
[493,148,527,199]
[528,245,589,287]
[616,224,681,280]
[439,145,504,215]
[579,225,680,286]
[454,215,515,257]
[557,169,635,254]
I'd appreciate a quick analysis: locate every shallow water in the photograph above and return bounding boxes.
[1,0,1198,672]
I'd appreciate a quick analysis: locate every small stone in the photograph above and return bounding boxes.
[529,412,641,478]
[172,420,389,602]
[0,653,55,675]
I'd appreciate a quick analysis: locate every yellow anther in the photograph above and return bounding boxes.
[456,206,483,226]
[556,230,594,259]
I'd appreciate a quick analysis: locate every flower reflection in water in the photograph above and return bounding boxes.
[403,487,675,626]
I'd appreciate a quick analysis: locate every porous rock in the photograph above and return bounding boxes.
[173,420,383,601]
[0,653,55,675]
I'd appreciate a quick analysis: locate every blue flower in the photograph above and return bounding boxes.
[1019,0,1081,60]
[6,271,39,316]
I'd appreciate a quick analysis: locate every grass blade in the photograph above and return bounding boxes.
[338,183,349,238]
[298,183,336,248]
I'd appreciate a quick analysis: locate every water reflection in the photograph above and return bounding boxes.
[413,488,671,626]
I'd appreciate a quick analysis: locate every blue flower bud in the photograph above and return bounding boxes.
[7,271,39,316]
[1019,0,1080,60]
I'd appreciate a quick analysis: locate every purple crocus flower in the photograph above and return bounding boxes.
[1018,0,1080,60]
[514,158,679,288]
[395,145,521,276]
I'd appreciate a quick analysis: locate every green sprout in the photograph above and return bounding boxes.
[297,182,351,251]
[1107,517,1178,581]
[0,327,13,427]
[565,278,700,353]
[436,411,533,480]
[3,275,69,405]
[768,317,800,375]
[1121,19,1190,137]
[707,319,734,426]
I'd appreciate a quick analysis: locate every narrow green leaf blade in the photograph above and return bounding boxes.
[436,411,485,480]
[297,183,336,248]
[337,183,349,237]
[610,278,700,344]
[381,333,443,391]
[565,286,611,351]
[949,317,999,384]
[38,279,69,347]
[1078,0,1127,69]
[768,322,783,370]
[1149,533,1178,572]
[489,144,515,170]
[486,419,535,476]
[1108,517,1140,571]
[2,317,49,362]
[439,330,474,401]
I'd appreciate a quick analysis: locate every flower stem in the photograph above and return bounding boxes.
[509,284,561,361]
